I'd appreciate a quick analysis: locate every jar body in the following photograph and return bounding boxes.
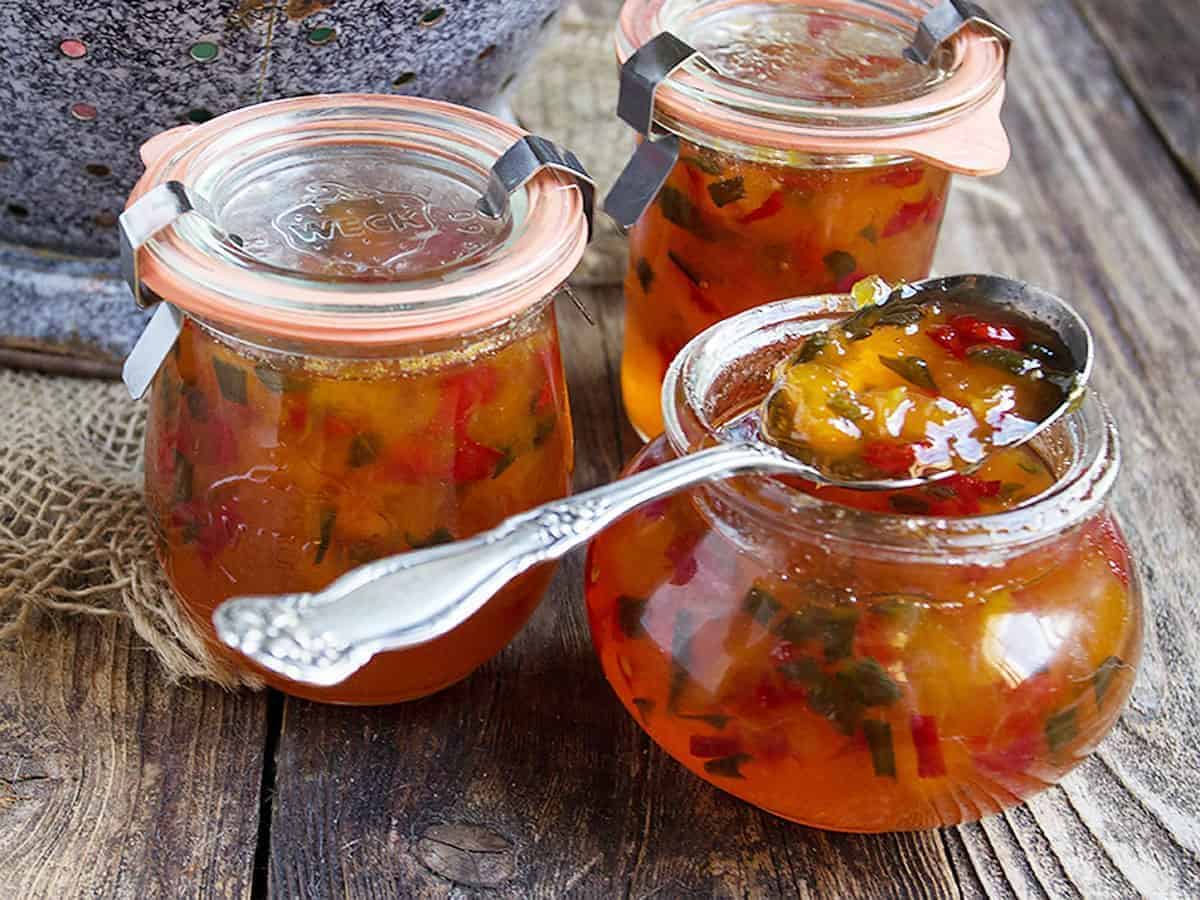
[144,299,573,704]
[622,141,952,437]
[585,436,1141,831]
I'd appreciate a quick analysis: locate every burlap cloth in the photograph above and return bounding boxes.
[0,16,629,688]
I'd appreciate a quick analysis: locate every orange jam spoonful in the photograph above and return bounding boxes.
[760,274,1092,486]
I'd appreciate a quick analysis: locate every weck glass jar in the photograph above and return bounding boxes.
[125,95,589,704]
[585,296,1142,831]
[614,0,1012,437]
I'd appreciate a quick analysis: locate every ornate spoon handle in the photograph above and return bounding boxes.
[213,441,795,687]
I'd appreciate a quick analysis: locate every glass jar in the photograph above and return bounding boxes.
[126,95,589,704]
[585,297,1142,831]
[614,0,1011,437]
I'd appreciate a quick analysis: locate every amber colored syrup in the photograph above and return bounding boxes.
[585,436,1140,830]
[145,311,573,704]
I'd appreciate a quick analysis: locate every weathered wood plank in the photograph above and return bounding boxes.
[0,616,267,898]
[932,0,1200,895]
[1071,0,1200,187]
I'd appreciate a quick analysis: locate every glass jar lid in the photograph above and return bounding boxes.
[616,0,1010,173]
[128,95,590,345]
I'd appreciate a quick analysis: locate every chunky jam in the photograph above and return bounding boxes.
[621,146,952,438]
[145,309,572,704]
[760,281,1077,482]
[587,320,1137,830]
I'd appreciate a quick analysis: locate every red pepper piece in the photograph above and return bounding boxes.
[862,441,916,476]
[926,474,1003,516]
[453,437,504,483]
[882,191,937,238]
[953,474,1003,499]
[927,324,969,359]
[910,714,947,778]
[689,734,742,758]
[871,165,924,188]
[949,315,1025,349]
[445,366,500,432]
[738,190,784,225]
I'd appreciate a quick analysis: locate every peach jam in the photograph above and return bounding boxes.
[585,296,1140,831]
[125,95,589,703]
[613,0,1011,437]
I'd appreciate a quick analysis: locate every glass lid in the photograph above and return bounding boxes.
[675,1,956,110]
[615,0,1010,169]
[128,95,589,344]
[210,141,514,284]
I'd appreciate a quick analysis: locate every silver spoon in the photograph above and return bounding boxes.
[211,274,1092,688]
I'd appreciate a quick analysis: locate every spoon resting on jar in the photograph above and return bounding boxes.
[212,274,1092,688]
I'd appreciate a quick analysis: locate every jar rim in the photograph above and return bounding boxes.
[661,295,1120,558]
[616,0,1010,174]
[128,95,589,346]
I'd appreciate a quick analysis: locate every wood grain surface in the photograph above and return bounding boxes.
[1072,0,1200,185]
[0,617,267,898]
[2,1,1198,897]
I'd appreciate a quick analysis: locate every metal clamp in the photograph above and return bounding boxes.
[602,32,709,231]
[905,0,1011,65]
[477,135,596,241]
[123,302,185,401]
[118,181,214,399]
[119,180,215,309]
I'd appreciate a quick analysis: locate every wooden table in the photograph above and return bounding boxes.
[2,1,1198,896]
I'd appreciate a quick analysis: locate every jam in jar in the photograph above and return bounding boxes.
[585,296,1141,831]
[613,0,1012,437]
[126,95,589,704]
